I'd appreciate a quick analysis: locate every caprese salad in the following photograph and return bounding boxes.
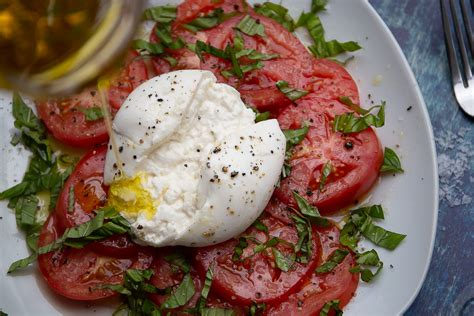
[1,0,407,315]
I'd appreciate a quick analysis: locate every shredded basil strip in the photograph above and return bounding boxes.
[320,299,343,316]
[333,102,385,134]
[254,2,296,31]
[78,106,104,122]
[293,192,330,227]
[319,161,332,191]
[194,40,228,61]
[232,237,249,262]
[183,8,237,32]
[132,39,164,55]
[291,214,313,264]
[155,23,185,50]
[236,15,266,37]
[143,5,177,23]
[255,110,271,123]
[272,248,296,272]
[311,0,329,13]
[161,273,196,309]
[297,10,361,58]
[381,147,404,173]
[253,219,269,233]
[250,302,267,316]
[164,252,191,274]
[276,80,309,101]
[281,125,309,178]
[350,249,384,282]
[315,248,349,273]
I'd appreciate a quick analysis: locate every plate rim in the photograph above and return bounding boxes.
[360,0,439,313]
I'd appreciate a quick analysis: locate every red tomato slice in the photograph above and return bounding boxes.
[88,234,140,259]
[194,214,320,305]
[36,51,148,147]
[274,95,383,214]
[37,214,154,301]
[56,145,108,229]
[264,224,359,315]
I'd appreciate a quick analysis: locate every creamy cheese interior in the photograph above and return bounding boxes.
[104,70,285,247]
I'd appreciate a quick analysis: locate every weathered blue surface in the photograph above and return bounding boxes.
[370,0,474,315]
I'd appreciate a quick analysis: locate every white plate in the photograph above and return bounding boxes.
[0,0,438,315]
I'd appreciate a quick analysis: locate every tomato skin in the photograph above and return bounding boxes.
[176,0,250,24]
[194,214,320,305]
[264,224,359,315]
[37,214,154,301]
[36,51,148,147]
[88,234,140,259]
[56,145,108,230]
[274,95,383,214]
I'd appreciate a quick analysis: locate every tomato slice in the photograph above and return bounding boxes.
[176,0,249,24]
[37,214,154,301]
[36,51,148,147]
[274,95,383,214]
[56,145,108,229]
[194,214,320,305]
[264,224,359,315]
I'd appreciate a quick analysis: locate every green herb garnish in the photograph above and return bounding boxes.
[143,5,177,23]
[276,80,309,101]
[315,248,349,273]
[319,161,332,191]
[320,299,343,316]
[381,147,404,173]
[236,15,266,37]
[333,102,385,134]
[293,192,329,227]
[78,106,104,122]
[254,2,296,31]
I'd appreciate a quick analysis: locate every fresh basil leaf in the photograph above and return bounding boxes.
[360,223,406,250]
[320,299,342,316]
[254,2,296,31]
[163,55,178,67]
[290,214,313,264]
[293,192,329,227]
[319,161,332,191]
[298,13,361,58]
[272,248,296,272]
[126,269,154,283]
[100,284,132,295]
[200,308,236,316]
[283,126,309,149]
[161,273,195,309]
[350,250,384,283]
[194,40,228,61]
[7,253,37,273]
[253,219,268,233]
[183,8,237,32]
[281,162,292,179]
[356,249,380,266]
[249,302,267,316]
[0,182,28,200]
[333,102,385,134]
[354,205,384,220]
[381,147,404,173]
[236,15,265,37]
[15,195,38,228]
[276,80,309,101]
[12,92,44,133]
[311,0,329,13]
[221,61,264,79]
[316,248,349,274]
[255,110,270,123]
[226,44,244,79]
[155,23,185,49]
[132,39,164,55]
[164,252,191,273]
[339,96,370,115]
[339,221,360,251]
[232,237,249,262]
[143,5,177,23]
[198,267,214,311]
[26,225,42,251]
[0,310,8,316]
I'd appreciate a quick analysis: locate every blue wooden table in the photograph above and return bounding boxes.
[369,0,474,315]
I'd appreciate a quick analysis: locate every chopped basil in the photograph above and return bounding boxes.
[183,8,237,32]
[340,205,406,252]
[143,5,177,23]
[236,15,266,37]
[350,249,384,282]
[293,192,329,227]
[226,44,244,78]
[161,273,195,309]
[232,236,249,261]
[381,147,404,173]
[254,2,296,31]
[194,40,228,61]
[276,80,309,101]
[7,253,37,273]
[253,219,269,233]
[102,268,163,315]
[67,187,75,213]
[272,248,296,272]
[132,39,164,55]
[291,214,314,264]
[155,23,185,50]
[339,96,370,115]
[221,61,263,79]
[249,302,267,316]
[255,110,270,123]
[8,208,130,273]
[319,161,332,191]
[320,299,343,316]
[164,252,191,274]
[283,125,309,150]
[281,125,309,178]
[333,102,385,134]
[163,55,178,67]
[311,0,329,13]
[315,248,349,273]
[198,268,214,311]
[297,12,361,58]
